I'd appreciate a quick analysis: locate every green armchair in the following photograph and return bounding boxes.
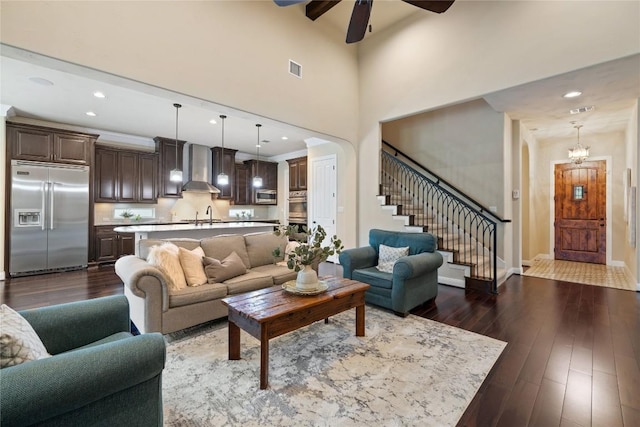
[0,295,166,427]
[339,229,443,316]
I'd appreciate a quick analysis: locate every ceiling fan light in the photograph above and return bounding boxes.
[217,172,229,186]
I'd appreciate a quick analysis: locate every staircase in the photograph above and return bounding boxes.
[379,143,510,293]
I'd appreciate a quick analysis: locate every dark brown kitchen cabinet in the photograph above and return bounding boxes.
[242,160,278,205]
[94,226,134,263]
[94,148,118,201]
[234,162,250,205]
[138,153,158,203]
[211,147,237,200]
[287,156,307,191]
[244,160,278,190]
[94,147,158,203]
[7,122,96,165]
[154,136,186,198]
[118,151,138,202]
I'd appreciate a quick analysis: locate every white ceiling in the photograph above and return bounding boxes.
[1,1,638,155]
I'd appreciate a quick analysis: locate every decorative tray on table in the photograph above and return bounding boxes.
[282,280,329,296]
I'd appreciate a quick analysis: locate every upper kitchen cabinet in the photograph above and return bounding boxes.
[287,156,307,191]
[7,122,96,165]
[211,146,237,200]
[234,162,250,205]
[94,147,158,203]
[244,159,278,191]
[154,136,186,198]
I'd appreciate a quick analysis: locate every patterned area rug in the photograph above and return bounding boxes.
[162,306,506,426]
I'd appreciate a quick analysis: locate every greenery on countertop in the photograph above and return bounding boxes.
[119,209,134,219]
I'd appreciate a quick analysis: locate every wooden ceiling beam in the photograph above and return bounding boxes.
[306,0,341,21]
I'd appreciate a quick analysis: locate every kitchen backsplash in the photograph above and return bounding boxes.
[95,193,278,225]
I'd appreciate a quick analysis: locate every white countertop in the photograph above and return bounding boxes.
[113,221,277,233]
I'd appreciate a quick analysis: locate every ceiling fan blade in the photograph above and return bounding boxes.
[273,0,307,6]
[346,0,373,44]
[401,0,455,14]
[306,0,342,21]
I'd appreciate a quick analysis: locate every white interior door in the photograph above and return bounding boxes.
[309,155,337,262]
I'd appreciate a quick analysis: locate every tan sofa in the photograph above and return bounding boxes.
[115,232,297,334]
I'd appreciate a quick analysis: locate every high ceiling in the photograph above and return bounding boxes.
[1,1,638,155]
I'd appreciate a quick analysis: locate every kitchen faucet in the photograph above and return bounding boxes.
[206,205,213,225]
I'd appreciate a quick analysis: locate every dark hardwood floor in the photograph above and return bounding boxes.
[1,265,639,426]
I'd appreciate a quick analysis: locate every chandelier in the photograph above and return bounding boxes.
[568,124,590,164]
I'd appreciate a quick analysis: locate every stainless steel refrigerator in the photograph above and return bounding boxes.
[10,160,90,276]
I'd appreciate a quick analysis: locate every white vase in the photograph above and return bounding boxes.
[296,265,319,291]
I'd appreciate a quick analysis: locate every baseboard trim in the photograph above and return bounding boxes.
[0,272,5,281]
[438,276,465,288]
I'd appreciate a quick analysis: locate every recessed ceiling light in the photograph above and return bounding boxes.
[28,77,54,86]
[281,136,288,140]
[563,91,582,98]
[256,144,261,148]
[93,91,106,98]
[209,119,217,125]
[86,111,97,117]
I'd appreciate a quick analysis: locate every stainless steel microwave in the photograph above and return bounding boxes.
[255,189,277,204]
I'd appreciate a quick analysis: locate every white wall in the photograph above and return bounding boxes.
[0,1,360,144]
[356,0,639,249]
[382,99,506,213]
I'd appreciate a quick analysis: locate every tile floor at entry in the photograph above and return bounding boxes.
[523,258,636,291]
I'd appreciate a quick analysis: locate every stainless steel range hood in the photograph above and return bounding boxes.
[182,144,221,193]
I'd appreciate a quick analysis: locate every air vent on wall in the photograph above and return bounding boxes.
[289,60,302,78]
[569,105,594,115]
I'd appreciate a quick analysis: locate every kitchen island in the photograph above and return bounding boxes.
[113,222,277,257]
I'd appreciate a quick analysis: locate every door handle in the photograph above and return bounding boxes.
[41,182,46,231]
[49,182,55,230]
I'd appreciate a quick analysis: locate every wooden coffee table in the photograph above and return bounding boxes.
[221,276,370,389]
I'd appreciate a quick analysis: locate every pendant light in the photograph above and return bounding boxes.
[568,124,590,164]
[252,124,263,188]
[216,114,229,186]
[169,103,183,183]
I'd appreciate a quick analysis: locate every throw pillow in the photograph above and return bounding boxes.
[178,246,207,287]
[376,244,409,273]
[203,251,247,283]
[147,243,187,291]
[285,240,301,256]
[0,304,51,368]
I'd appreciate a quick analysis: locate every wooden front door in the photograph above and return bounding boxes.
[554,160,606,264]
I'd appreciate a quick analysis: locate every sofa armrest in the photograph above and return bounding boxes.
[0,333,166,427]
[20,295,130,355]
[116,255,169,311]
[339,246,377,279]
[393,251,444,280]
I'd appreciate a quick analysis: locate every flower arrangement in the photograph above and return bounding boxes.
[273,224,343,272]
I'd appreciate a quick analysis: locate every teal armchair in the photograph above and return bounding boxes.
[0,296,166,427]
[339,229,443,316]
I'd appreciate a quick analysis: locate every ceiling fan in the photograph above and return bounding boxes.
[274,0,455,44]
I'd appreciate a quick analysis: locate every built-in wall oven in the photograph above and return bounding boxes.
[288,190,307,224]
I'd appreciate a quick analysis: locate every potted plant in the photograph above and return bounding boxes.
[274,224,343,291]
[119,209,134,222]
